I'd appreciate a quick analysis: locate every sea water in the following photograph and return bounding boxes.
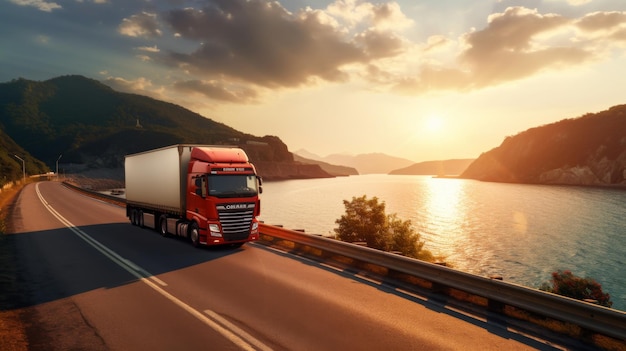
[259,174,626,311]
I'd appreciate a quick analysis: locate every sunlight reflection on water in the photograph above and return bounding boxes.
[259,174,626,310]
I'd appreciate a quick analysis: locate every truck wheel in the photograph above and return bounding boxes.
[159,216,169,237]
[189,223,200,247]
[131,209,138,226]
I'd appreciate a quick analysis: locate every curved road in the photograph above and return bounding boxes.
[8,181,565,350]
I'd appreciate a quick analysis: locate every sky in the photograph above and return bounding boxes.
[1,0,626,162]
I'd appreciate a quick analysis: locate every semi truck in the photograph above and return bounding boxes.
[125,144,262,247]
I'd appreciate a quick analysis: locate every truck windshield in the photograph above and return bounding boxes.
[208,174,258,198]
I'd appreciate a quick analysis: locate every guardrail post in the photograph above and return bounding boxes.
[488,299,505,313]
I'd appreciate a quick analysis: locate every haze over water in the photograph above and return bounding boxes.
[260,175,626,311]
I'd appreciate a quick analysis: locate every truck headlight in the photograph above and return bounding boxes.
[251,222,258,231]
[209,224,222,237]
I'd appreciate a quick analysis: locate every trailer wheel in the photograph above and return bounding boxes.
[159,216,169,237]
[138,211,144,227]
[189,223,200,248]
[131,209,138,226]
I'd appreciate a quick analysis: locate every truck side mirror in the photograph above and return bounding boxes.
[257,176,263,194]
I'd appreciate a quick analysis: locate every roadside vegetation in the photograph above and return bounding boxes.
[334,195,434,261]
[0,181,28,351]
[0,182,23,233]
[540,270,613,308]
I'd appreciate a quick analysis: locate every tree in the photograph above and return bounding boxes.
[334,195,431,260]
[540,270,612,308]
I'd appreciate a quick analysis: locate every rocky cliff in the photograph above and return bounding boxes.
[240,137,333,180]
[461,105,626,187]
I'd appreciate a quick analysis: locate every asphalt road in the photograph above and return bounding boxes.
[7,181,564,350]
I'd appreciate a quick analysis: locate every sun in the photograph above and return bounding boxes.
[424,115,444,133]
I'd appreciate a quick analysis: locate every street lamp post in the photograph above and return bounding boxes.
[13,154,25,183]
[56,154,63,179]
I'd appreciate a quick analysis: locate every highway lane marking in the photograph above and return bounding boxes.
[36,183,272,351]
[36,185,168,287]
[204,310,274,351]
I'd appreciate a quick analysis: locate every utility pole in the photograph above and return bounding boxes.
[56,154,63,179]
[13,154,25,183]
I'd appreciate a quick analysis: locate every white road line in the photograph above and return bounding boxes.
[36,183,271,351]
[204,310,274,351]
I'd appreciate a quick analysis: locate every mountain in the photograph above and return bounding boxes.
[461,105,626,186]
[293,149,325,162]
[295,150,415,174]
[389,159,475,176]
[293,153,358,176]
[0,75,331,183]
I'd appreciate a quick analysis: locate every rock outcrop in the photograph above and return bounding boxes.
[240,136,334,180]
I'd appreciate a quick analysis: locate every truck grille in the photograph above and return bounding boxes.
[217,203,255,241]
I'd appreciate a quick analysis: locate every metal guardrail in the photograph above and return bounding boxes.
[259,223,626,342]
[63,182,126,204]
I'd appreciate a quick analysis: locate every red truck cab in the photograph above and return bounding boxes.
[186,147,262,247]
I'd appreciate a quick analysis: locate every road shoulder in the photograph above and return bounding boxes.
[0,184,28,351]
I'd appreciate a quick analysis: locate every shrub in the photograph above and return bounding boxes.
[334,195,432,260]
[540,270,612,308]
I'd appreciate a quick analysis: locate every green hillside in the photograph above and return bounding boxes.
[0,128,48,185]
[0,75,305,183]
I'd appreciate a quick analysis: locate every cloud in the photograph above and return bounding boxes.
[156,0,414,90]
[458,7,587,88]
[326,0,413,31]
[173,80,259,103]
[391,6,626,94]
[161,0,364,88]
[368,1,414,31]
[543,0,592,6]
[137,45,160,53]
[102,76,166,101]
[104,76,153,91]
[133,46,160,63]
[565,0,592,5]
[119,12,162,38]
[575,11,626,34]
[9,0,61,12]
[355,29,405,58]
[112,2,626,103]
